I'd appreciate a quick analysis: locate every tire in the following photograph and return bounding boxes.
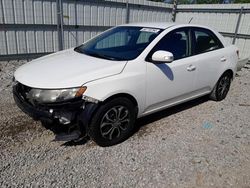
[89,97,136,147]
[209,72,232,101]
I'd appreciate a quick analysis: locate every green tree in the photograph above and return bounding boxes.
[196,0,219,3]
[147,0,165,2]
[234,0,250,3]
[178,0,191,4]
[147,0,250,3]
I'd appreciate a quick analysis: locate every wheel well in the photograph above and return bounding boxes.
[103,93,138,108]
[102,93,139,117]
[223,69,234,79]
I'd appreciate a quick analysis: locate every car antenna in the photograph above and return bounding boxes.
[188,17,193,24]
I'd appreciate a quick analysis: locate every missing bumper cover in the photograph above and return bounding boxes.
[13,83,99,139]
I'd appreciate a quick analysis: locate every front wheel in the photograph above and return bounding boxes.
[210,72,232,101]
[89,97,136,147]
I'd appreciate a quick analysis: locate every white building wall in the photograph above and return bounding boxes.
[0,0,172,58]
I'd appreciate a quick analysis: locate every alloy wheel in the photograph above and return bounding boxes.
[217,75,231,99]
[100,106,130,140]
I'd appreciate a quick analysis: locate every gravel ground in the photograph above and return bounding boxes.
[0,61,250,187]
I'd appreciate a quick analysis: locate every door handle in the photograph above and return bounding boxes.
[221,57,227,62]
[187,65,196,71]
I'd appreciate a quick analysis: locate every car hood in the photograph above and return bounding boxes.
[14,49,127,89]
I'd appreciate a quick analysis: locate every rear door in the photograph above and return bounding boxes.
[190,27,226,92]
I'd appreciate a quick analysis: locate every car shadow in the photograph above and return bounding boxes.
[62,137,90,146]
[62,96,209,147]
[155,63,174,81]
[134,96,209,132]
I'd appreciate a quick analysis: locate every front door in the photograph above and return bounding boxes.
[144,28,197,114]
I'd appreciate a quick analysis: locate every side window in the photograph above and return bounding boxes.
[193,28,223,55]
[149,29,189,61]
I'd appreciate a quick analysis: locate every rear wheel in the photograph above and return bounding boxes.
[89,97,136,147]
[210,72,232,101]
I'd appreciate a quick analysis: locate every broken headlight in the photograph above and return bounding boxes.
[26,86,87,104]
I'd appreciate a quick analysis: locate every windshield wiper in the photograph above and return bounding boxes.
[74,46,83,53]
[87,52,118,60]
[74,47,124,61]
[84,51,123,61]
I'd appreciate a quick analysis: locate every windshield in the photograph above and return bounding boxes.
[74,26,163,61]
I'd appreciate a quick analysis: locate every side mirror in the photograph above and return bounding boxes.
[151,50,174,63]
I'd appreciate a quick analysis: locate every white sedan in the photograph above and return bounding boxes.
[13,22,238,146]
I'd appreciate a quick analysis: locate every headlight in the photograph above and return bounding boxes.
[27,86,87,103]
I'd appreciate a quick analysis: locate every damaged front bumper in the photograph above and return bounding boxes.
[13,83,98,136]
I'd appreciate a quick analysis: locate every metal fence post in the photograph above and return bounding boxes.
[172,0,178,22]
[126,1,130,24]
[233,6,244,45]
[57,0,64,50]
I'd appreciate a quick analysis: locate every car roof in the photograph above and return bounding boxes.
[119,22,177,29]
[119,22,216,31]
[117,22,225,44]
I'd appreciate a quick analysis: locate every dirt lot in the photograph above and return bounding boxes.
[0,61,250,187]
